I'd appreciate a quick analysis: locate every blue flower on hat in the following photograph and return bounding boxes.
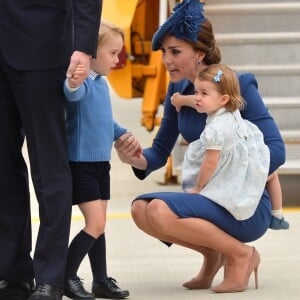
[152,0,206,50]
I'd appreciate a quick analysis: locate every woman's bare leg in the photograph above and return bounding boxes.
[182,251,224,289]
[145,199,256,291]
[132,199,224,288]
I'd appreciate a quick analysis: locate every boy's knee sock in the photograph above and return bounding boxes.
[65,230,96,280]
[88,233,107,282]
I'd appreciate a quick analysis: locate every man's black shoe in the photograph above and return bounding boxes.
[64,277,95,300]
[28,283,63,300]
[92,277,129,299]
[0,279,34,300]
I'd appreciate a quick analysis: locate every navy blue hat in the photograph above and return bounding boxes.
[152,0,206,51]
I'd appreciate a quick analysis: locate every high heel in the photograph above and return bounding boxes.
[183,255,225,289]
[212,247,260,293]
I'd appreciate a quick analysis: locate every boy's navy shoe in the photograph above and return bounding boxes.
[92,277,129,299]
[64,277,95,300]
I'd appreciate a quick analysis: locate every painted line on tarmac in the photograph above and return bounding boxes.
[282,207,300,212]
[31,208,300,223]
[72,212,132,221]
[31,212,132,223]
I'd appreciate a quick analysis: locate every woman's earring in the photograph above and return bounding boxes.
[197,60,201,66]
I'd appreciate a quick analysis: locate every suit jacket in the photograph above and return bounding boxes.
[0,0,102,70]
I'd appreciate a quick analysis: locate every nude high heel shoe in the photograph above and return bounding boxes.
[183,255,225,289]
[212,247,260,293]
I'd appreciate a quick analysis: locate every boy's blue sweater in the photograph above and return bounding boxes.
[64,72,127,162]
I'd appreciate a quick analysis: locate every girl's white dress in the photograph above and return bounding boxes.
[181,108,270,220]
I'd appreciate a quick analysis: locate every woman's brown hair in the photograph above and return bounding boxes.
[188,19,221,65]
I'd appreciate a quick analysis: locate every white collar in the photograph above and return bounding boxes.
[89,69,99,80]
[206,108,226,123]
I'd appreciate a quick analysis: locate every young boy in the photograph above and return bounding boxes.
[63,21,141,300]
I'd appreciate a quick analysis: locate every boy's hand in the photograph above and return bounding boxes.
[67,51,91,79]
[68,64,87,88]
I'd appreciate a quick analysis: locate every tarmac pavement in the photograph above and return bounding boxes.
[27,84,300,300]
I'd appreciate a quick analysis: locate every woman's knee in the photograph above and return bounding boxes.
[131,199,146,219]
[147,199,175,231]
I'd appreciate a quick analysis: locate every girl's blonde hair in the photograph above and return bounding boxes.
[197,64,244,112]
[98,20,124,46]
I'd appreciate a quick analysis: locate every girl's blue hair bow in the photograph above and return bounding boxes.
[214,70,223,83]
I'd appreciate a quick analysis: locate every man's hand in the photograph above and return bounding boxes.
[66,51,91,80]
[67,64,87,88]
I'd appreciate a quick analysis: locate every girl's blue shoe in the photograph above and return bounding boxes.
[269,216,290,230]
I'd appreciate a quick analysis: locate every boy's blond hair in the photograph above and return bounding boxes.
[98,20,124,46]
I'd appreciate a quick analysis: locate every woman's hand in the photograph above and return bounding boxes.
[114,132,143,165]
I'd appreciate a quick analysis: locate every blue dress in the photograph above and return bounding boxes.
[133,73,285,243]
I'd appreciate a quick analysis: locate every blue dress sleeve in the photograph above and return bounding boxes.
[133,82,181,179]
[238,73,285,173]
